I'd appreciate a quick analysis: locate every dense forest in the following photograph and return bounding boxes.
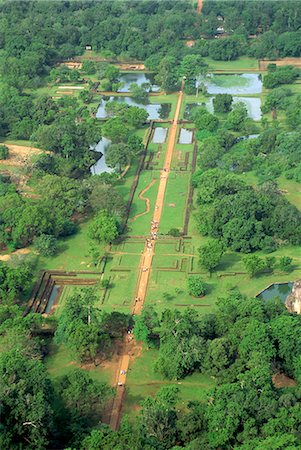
[1,0,301,91]
[2,288,301,449]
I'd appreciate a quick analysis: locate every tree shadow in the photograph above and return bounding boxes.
[162,292,175,302]
[217,252,241,271]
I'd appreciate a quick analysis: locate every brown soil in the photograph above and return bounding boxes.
[55,91,74,95]
[185,40,196,48]
[0,144,43,167]
[0,248,31,262]
[57,85,85,90]
[272,372,297,388]
[115,63,145,71]
[120,164,130,178]
[197,0,203,14]
[259,57,301,70]
[60,61,83,70]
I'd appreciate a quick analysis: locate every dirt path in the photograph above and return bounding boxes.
[197,0,203,14]
[129,179,157,222]
[108,82,184,430]
[133,83,183,315]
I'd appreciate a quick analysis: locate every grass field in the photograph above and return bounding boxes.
[38,222,103,271]
[238,171,301,212]
[128,171,159,236]
[124,347,215,418]
[159,172,191,234]
[203,56,259,72]
[45,343,116,386]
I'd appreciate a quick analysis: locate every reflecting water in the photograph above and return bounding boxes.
[152,127,168,143]
[90,138,113,174]
[118,72,159,93]
[208,97,261,120]
[45,285,61,314]
[179,128,193,144]
[237,134,259,142]
[96,96,171,120]
[185,96,261,120]
[206,73,262,95]
[257,282,293,303]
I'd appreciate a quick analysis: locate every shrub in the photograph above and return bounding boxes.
[34,234,58,256]
[167,228,182,237]
[187,276,207,297]
[0,145,9,160]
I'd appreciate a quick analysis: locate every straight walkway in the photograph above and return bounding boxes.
[108,81,184,430]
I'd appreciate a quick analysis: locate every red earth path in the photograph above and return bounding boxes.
[197,0,203,14]
[107,82,184,430]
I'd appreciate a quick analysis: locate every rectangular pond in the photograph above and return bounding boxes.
[179,128,193,144]
[152,127,168,143]
[45,285,61,314]
[118,72,159,93]
[256,282,293,303]
[185,96,261,120]
[90,137,113,175]
[96,96,171,120]
[205,73,262,95]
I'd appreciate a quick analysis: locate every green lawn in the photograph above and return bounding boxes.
[238,171,301,212]
[160,172,191,233]
[100,253,141,312]
[127,170,160,236]
[45,343,115,385]
[38,222,104,271]
[124,347,215,418]
[203,56,259,72]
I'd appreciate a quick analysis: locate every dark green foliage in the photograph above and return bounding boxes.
[195,169,301,252]
[140,386,179,448]
[213,93,233,113]
[279,256,293,272]
[53,369,114,448]
[192,107,219,132]
[225,102,248,131]
[87,179,126,220]
[198,240,224,274]
[50,65,81,84]
[155,56,180,92]
[209,36,244,61]
[33,234,58,257]
[179,55,208,94]
[167,228,182,237]
[262,87,292,113]
[0,145,9,159]
[243,255,274,277]
[0,261,32,304]
[263,65,299,89]
[0,350,53,449]
[156,309,208,379]
[55,288,103,363]
[89,210,119,243]
[81,60,96,75]
[102,118,129,143]
[129,83,149,101]
[187,276,207,297]
[133,306,159,346]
